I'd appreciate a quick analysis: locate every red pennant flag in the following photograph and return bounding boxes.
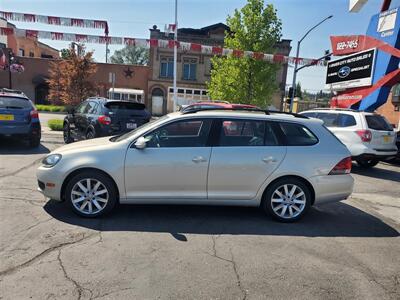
[212,47,223,55]
[273,54,285,63]
[75,34,88,42]
[99,36,111,44]
[149,39,158,47]
[233,49,244,58]
[26,30,39,38]
[253,52,264,60]
[0,27,14,35]
[168,40,175,48]
[24,14,35,22]
[51,32,64,40]
[124,38,136,45]
[190,43,202,52]
[48,16,61,25]
[71,18,84,27]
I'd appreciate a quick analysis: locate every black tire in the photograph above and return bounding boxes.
[63,123,74,144]
[262,177,312,223]
[356,159,379,168]
[65,170,117,218]
[86,128,96,140]
[29,135,41,147]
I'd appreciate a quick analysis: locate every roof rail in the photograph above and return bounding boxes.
[181,106,309,119]
[310,107,357,112]
[0,88,26,96]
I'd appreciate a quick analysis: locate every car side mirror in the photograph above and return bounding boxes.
[134,137,147,149]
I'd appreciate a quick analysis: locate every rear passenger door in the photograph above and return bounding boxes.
[207,119,286,200]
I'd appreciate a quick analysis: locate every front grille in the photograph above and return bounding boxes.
[38,180,45,190]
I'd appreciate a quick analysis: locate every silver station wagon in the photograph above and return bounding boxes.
[37,108,354,222]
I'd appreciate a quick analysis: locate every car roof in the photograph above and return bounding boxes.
[300,108,376,115]
[171,110,323,125]
[0,92,29,100]
[187,102,258,108]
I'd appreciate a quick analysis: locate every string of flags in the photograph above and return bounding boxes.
[0,26,325,67]
[0,11,109,35]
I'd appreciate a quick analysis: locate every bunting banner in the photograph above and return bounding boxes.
[0,11,109,35]
[0,27,325,66]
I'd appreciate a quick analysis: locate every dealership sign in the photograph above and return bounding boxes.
[326,48,376,90]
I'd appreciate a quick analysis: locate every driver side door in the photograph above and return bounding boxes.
[124,118,213,200]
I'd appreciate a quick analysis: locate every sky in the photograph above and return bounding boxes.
[1,0,399,93]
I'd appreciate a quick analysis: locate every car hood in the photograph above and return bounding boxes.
[54,137,115,154]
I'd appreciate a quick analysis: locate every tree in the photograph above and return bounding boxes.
[295,82,302,98]
[110,45,149,65]
[207,0,282,107]
[60,48,72,59]
[47,45,97,106]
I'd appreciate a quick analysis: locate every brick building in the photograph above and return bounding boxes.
[377,84,400,129]
[147,23,292,115]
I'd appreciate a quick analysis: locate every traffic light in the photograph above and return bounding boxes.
[286,87,294,104]
[324,50,331,62]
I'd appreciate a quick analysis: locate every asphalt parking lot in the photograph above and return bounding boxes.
[0,131,399,300]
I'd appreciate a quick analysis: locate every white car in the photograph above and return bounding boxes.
[300,108,397,168]
[37,108,354,222]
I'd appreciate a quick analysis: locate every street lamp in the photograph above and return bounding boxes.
[289,15,333,112]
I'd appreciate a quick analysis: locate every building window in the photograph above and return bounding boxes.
[183,58,197,80]
[29,51,34,57]
[19,48,25,56]
[160,57,173,78]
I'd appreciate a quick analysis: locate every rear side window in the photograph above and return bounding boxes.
[365,115,393,131]
[337,114,356,127]
[218,119,278,146]
[316,112,338,127]
[279,122,318,146]
[301,112,318,118]
[0,97,32,109]
[105,102,145,111]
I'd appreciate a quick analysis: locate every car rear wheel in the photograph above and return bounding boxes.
[29,134,41,148]
[65,171,117,218]
[262,178,311,222]
[356,159,379,168]
[63,123,74,144]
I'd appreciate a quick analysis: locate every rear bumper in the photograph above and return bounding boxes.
[0,122,41,137]
[310,174,354,205]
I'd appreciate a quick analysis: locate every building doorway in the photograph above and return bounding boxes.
[151,87,165,115]
[34,83,49,104]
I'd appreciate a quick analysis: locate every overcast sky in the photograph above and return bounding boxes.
[1,0,399,92]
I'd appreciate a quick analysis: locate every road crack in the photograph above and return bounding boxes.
[0,232,97,277]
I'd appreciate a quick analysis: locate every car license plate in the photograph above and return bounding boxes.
[126,123,137,129]
[383,136,390,143]
[0,114,14,121]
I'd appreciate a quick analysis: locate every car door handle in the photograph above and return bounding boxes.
[192,156,207,163]
[262,157,277,163]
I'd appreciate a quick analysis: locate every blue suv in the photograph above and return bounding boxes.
[0,89,41,147]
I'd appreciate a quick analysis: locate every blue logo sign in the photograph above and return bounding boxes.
[338,66,351,78]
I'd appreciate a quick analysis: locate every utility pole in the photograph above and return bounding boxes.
[289,15,333,112]
[173,0,178,112]
[106,42,109,63]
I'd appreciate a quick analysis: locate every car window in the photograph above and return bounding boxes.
[75,102,88,114]
[144,119,212,148]
[337,114,356,127]
[365,115,393,131]
[85,102,98,114]
[218,119,277,146]
[279,122,318,146]
[301,112,318,118]
[0,97,32,109]
[316,113,338,127]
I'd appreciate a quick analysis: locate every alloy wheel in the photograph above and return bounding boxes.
[71,178,109,215]
[271,184,306,219]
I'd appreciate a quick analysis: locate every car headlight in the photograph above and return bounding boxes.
[42,154,62,167]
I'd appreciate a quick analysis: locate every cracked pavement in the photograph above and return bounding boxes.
[0,133,399,299]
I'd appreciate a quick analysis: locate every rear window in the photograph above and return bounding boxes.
[336,114,356,127]
[105,102,145,111]
[279,122,318,146]
[316,112,338,127]
[365,115,393,131]
[0,96,32,109]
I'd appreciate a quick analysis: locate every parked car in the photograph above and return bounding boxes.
[0,89,41,147]
[37,108,354,222]
[63,97,151,143]
[300,108,397,168]
[180,101,259,113]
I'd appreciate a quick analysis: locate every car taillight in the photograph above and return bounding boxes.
[98,115,111,125]
[356,130,372,142]
[329,157,352,175]
[30,110,39,119]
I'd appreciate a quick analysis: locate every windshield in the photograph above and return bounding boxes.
[111,115,170,142]
[0,97,32,109]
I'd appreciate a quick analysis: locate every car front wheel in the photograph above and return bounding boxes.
[63,123,74,144]
[65,171,117,217]
[262,178,311,222]
[356,159,379,168]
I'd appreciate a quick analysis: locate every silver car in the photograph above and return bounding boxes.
[37,109,354,222]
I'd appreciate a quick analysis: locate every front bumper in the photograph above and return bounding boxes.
[310,174,354,205]
[36,164,64,201]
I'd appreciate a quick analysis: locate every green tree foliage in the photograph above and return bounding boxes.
[207,0,282,107]
[110,45,149,65]
[295,82,302,98]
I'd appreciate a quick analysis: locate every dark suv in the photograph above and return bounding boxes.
[0,90,41,147]
[63,97,151,143]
